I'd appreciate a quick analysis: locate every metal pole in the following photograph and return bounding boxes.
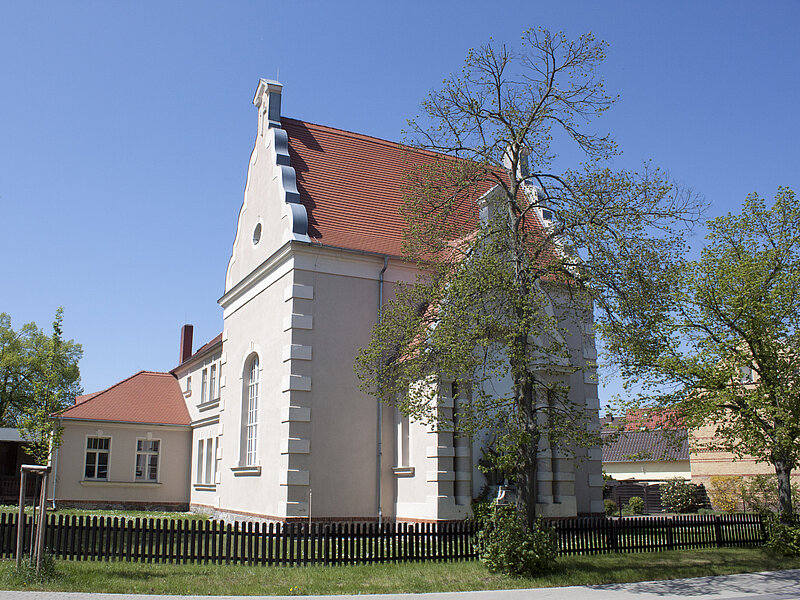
[15,470,26,569]
[35,472,48,573]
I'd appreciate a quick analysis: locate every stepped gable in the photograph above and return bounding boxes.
[62,371,189,426]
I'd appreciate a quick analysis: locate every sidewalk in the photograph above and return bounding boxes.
[1,569,798,600]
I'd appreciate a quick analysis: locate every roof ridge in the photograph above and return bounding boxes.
[67,370,172,413]
[282,117,446,160]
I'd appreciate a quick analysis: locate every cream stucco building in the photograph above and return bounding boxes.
[51,79,604,521]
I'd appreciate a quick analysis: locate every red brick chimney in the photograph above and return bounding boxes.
[179,324,194,364]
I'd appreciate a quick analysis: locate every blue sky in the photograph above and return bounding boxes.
[1,2,798,401]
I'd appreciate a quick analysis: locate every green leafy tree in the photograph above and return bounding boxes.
[0,309,82,462]
[606,189,800,521]
[356,29,701,527]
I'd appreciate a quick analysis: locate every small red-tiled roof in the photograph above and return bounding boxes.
[60,371,190,426]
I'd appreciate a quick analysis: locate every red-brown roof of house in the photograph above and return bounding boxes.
[62,371,190,426]
[284,118,467,257]
[283,118,548,259]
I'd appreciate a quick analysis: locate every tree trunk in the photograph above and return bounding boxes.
[774,459,794,523]
[514,373,539,530]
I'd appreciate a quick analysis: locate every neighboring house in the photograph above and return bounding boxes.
[0,428,35,503]
[50,79,604,521]
[690,424,800,488]
[52,371,191,510]
[602,427,690,483]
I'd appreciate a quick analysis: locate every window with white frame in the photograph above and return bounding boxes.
[196,439,204,483]
[201,368,208,403]
[85,437,110,480]
[135,439,160,482]
[204,438,215,484]
[214,435,221,482]
[196,437,217,485]
[245,355,259,466]
[209,364,217,401]
[185,375,192,395]
[396,408,410,467]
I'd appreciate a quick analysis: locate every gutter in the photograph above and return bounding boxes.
[376,255,389,526]
[50,416,62,509]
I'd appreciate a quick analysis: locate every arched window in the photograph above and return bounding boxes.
[244,355,259,466]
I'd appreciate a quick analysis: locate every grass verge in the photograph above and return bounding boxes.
[0,505,207,521]
[0,547,798,596]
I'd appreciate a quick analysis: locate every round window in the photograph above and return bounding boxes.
[252,223,262,246]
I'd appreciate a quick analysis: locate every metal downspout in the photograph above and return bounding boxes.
[50,416,61,509]
[377,256,388,526]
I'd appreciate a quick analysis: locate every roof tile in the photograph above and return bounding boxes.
[62,371,189,426]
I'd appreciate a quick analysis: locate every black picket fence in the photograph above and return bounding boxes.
[0,511,766,565]
[555,513,765,555]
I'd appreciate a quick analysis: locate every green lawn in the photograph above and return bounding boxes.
[1,547,799,596]
[0,505,208,522]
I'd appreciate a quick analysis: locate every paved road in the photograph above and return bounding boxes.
[1,569,798,600]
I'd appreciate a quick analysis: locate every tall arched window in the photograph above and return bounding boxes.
[245,355,259,466]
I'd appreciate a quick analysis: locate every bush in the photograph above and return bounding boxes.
[604,499,618,516]
[470,498,493,527]
[475,505,558,576]
[742,474,800,515]
[765,514,800,556]
[660,477,700,513]
[12,553,57,584]
[708,476,742,513]
[626,496,645,515]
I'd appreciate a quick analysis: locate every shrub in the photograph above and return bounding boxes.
[475,505,558,576]
[660,477,700,513]
[765,514,800,556]
[604,499,618,516]
[626,496,645,515]
[12,553,57,584]
[708,476,742,513]
[742,474,800,514]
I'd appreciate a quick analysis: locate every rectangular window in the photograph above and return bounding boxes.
[210,364,217,400]
[204,438,214,484]
[201,368,208,403]
[85,437,110,480]
[214,435,221,483]
[196,439,204,483]
[185,375,192,395]
[135,439,160,482]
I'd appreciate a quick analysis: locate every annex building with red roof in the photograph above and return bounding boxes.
[51,80,604,520]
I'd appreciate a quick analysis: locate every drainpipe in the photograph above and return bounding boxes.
[50,416,61,510]
[376,256,389,526]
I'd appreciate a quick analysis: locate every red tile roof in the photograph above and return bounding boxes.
[284,118,468,257]
[283,118,548,259]
[62,371,190,426]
